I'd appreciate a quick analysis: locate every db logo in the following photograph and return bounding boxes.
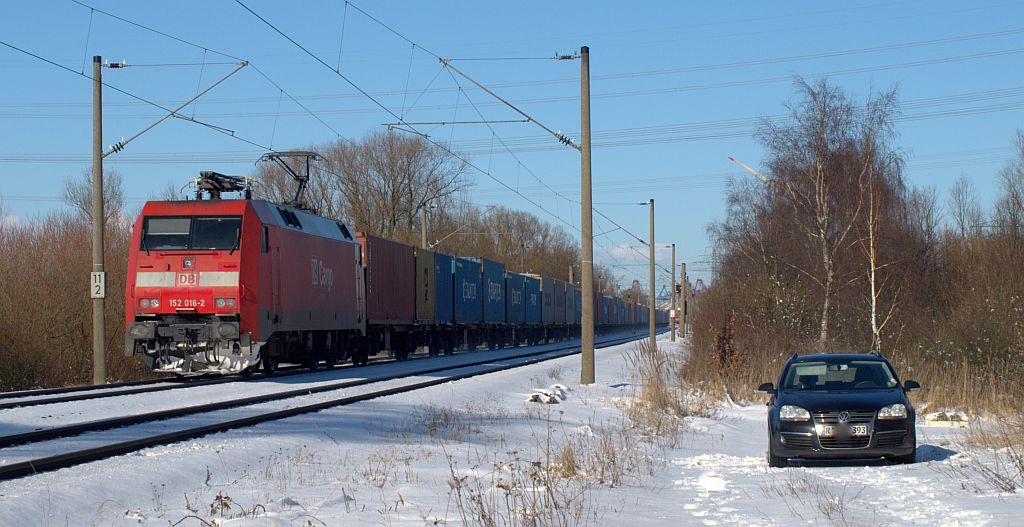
[311,257,334,292]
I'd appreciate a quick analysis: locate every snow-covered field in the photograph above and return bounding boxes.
[0,335,1020,526]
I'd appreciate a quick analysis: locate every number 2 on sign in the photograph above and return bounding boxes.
[91,272,106,299]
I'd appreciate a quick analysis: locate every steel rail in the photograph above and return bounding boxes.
[0,362,355,410]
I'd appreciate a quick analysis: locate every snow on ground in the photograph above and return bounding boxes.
[0,334,1021,526]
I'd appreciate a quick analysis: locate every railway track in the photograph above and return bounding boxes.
[0,331,651,481]
[0,357,389,411]
[0,338,564,410]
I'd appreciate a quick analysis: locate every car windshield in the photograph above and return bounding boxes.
[142,216,241,251]
[782,360,898,390]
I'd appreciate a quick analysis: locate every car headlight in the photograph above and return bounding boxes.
[878,403,908,420]
[779,405,810,421]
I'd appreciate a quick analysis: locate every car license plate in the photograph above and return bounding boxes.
[819,425,869,437]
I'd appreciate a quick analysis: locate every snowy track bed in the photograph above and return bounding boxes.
[0,336,627,438]
[1,334,1020,526]
[0,333,645,480]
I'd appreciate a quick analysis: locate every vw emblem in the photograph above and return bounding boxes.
[837,411,850,423]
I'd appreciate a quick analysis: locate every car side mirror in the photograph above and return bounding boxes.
[757,382,774,393]
[904,380,921,392]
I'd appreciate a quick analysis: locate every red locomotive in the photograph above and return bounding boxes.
[125,171,365,374]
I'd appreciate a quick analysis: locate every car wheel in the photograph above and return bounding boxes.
[895,447,916,465]
[768,440,786,468]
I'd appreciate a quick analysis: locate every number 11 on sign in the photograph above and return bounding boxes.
[91,272,106,299]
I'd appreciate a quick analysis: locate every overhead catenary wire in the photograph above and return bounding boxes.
[233,0,584,235]
[70,0,347,142]
[0,38,271,152]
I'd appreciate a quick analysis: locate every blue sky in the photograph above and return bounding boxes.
[1,1,1022,292]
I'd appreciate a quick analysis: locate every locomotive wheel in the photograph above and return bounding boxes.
[260,347,278,375]
[304,333,320,371]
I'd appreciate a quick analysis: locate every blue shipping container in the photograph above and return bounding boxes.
[539,276,555,325]
[506,272,526,324]
[434,252,454,323]
[453,257,482,323]
[524,275,542,324]
[480,258,506,323]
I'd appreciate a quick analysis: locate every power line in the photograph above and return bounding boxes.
[71,0,347,141]
[233,0,586,236]
[0,38,271,151]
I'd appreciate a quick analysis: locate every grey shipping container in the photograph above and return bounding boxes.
[434,252,454,323]
[575,288,582,325]
[506,272,526,324]
[552,279,567,325]
[524,275,542,324]
[562,281,573,325]
[415,248,436,322]
[357,232,415,325]
[453,257,482,323]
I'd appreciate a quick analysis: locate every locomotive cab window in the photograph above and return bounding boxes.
[141,216,242,251]
[192,217,242,250]
[142,217,191,250]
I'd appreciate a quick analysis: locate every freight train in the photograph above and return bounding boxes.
[124,172,668,375]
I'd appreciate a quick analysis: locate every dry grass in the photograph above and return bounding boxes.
[938,418,1024,493]
[623,339,716,443]
[0,211,151,391]
[759,471,870,527]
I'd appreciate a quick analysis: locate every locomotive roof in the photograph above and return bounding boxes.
[140,198,357,244]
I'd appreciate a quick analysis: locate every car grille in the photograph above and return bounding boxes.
[813,411,876,449]
[818,435,871,448]
[813,411,876,425]
[874,430,907,448]
[781,432,815,448]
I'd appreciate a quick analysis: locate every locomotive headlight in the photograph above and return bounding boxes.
[150,298,159,308]
[215,298,226,308]
[217,323,239,338]
[128,323,153,339]
[226,298,235,307]
[139,299,150,308]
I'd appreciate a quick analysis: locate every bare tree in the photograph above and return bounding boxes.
[949,176,984,238]
[855,90,903,353]
[993,130,1024,239]
[254,132,470,242]
[335,131,469,240]
[758,78,890,350]
[62,168,125,225]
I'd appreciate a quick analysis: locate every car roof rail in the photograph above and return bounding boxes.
[869,348,882,356]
